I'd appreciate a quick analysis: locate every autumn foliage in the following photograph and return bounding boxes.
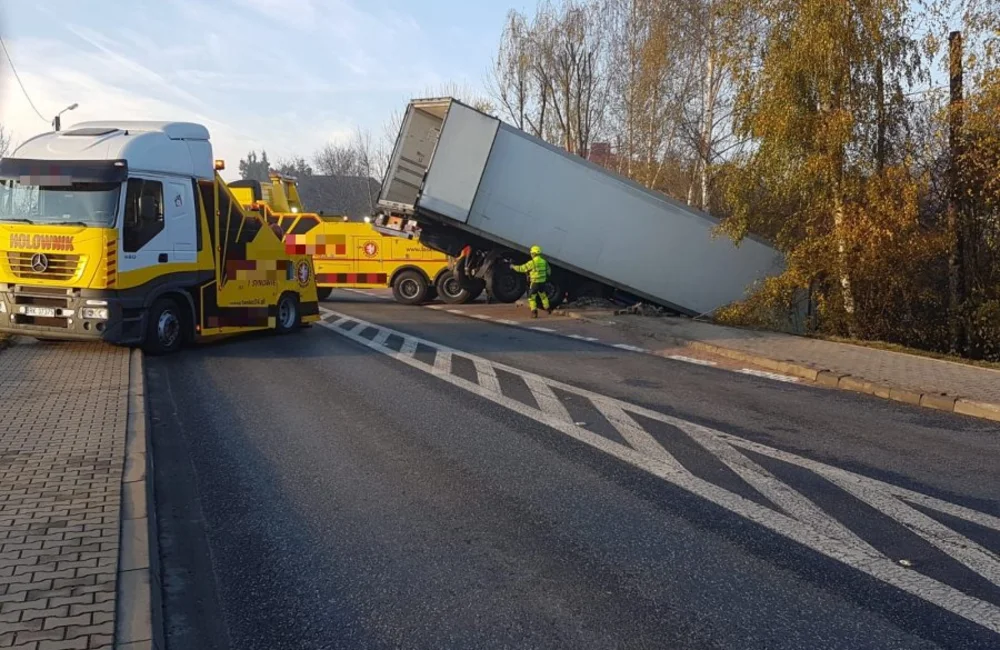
[489,0,1000,360]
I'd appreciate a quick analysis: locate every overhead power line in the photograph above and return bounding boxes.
[0,34,48,123]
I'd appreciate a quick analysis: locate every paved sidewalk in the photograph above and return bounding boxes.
[569,311,1000,421]
[0,342,130,649]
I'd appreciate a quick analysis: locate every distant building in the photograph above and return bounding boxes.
[294,175,381,220]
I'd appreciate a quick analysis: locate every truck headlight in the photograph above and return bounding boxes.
[82,308,109,320]
[0,302,5,313]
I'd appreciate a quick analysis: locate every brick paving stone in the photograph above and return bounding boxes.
[0,343,129,650]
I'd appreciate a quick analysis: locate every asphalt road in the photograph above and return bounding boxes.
[147,290,1000,650]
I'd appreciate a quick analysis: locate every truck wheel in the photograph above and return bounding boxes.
[544,279,565,309]
[275,293,300,334]
[436,270,471,304]
[466,281,485,303]
[144,297,184,356]
[316,286,333,302]
[392,270,429,305]
[487,266,526,303]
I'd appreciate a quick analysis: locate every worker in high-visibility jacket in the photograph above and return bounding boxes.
[511,245,552,318]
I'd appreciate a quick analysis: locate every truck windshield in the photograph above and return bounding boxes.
[0,180,122,227]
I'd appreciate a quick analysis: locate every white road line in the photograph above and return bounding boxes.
[590,398,680,467]
[522,374,573,424]
[613,343,649,353]
[433,349,453,376]
[825,469,1000,587]
[317,309,1000,634]
[668,355,718,367]
[373,329,392,347]
[721,434,1000,535]
[350,320,368,334]
[426,304,800,387]
[328,316,350,328]
[400,336,419,357]
[679,421,878,551]
[739,369,800,383]
[474,358,502,394]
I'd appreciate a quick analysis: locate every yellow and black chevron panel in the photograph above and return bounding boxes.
[105,239,117,287]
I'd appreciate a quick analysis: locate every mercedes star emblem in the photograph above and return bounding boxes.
[30,253,49,273]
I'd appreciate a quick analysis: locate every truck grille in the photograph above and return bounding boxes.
[6,252,83,281]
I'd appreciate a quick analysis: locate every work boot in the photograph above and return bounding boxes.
[531,310,538,319]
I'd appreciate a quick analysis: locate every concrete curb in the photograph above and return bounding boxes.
[115,349,164,650]
[563,310,1000,424]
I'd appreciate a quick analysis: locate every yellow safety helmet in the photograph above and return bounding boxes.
[530,245,542,256]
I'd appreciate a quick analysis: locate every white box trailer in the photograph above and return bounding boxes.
[375,98,784,315]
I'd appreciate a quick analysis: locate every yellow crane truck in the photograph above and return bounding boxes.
[0,121,319,354]
[229,173,483,304]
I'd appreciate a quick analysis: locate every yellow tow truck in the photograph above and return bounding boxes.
[229,173,483,304]
[0,121,319,354]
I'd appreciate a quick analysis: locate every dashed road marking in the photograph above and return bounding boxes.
[327,289,822,385]
[739,369,801,383]
[668,355,717,367]
[318,306,1000,634]
[613,343,650,353]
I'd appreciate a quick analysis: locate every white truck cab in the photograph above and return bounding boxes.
[0,121,319,353]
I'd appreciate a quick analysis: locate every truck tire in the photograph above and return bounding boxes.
[143,297,184,356]
[435,270,472,304]
[275,293,301,334]
[486,265,526,303]
[544,279,565,309]
[392,270,429,305]
[466,284,485,303]
[316,286,333,302]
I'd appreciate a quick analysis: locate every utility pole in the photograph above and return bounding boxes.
[947,31,966,355]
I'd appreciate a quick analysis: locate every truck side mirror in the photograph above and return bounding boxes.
[139,195,158,222]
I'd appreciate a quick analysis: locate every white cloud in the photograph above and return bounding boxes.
[0,0,489,181]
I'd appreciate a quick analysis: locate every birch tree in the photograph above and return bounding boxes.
[723,0,922,335]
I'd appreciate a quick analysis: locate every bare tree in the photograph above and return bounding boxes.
[681,0,756,209]
[1,124,14,158]
[313,141,364,176]
[487,1,608,156]
[604,0,701,191]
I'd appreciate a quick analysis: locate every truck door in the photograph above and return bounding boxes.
[164,180,197,262]
[119,176,196,277]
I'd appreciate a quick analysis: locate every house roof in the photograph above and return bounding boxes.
[294,174,380,219]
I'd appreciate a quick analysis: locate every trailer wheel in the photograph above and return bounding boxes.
[275,293,300,334]
[316,286,333,302]
[144,297,184,356]
[487,265,526,303]
[392,270,429,305]
[436,270,472,304]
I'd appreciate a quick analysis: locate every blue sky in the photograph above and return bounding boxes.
[0,0,520,178]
